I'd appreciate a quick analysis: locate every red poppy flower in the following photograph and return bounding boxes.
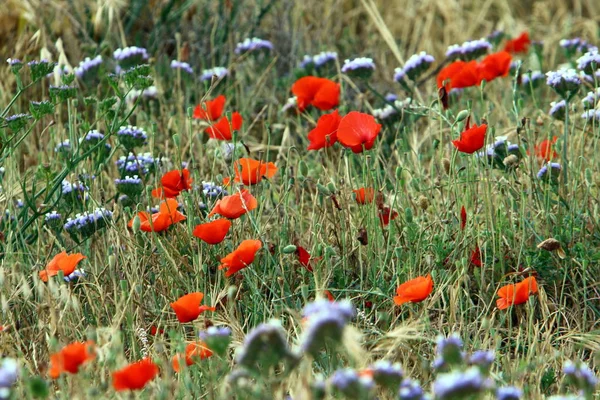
[460,205,467,230]
[172,341,213,372]
[231,158,278,185]
[296,245,321,272]
[470,247,482,267]
[205,112,243,140]
[112,358,159,391]
[503,32,530,54]
[39,251,86,282]
[207,189,258,219]
[219,239,262,277]
[478,51,512,83]
[149,326,164,336]
[152,168,193,198]
[128,198,186,232]
[170,292,215,323]
[291,76,340,111]
[452,117,487,154]
[378,206,398,226]
[49,341,96,379]
[307,110,342,150]
[192,218,231,244]
[193,95,226,121]
[437,61,480,91]
[393,274,434,306]
[323,290,335,302]
[353,188,375,204]
[337,111,382,153]
[496,276,538,310]
[534,136,558,162]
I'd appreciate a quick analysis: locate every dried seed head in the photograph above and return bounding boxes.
[442,158,451,175]
[537,238,561,251]
[503,154,520,168]
[357,228,368,246]
[417,195,430,211]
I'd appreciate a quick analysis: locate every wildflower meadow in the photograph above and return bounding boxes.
[1,0,600,398]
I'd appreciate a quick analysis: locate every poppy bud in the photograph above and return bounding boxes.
[536,116,544,126]
[282,244,297,254]
[108,254,116,269]
[186,107,194,118]
[326,182,337,194]
[395,166,403,180]
[455,110,470,122]
[405,207,413,223]
[173,134,181,147]
[298,160,309,177]
[131,215,141,234]
[316,184,330,196]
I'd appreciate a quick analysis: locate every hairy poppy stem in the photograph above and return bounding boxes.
[562,99,569,186]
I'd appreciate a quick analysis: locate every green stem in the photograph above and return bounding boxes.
[562,99,569,186]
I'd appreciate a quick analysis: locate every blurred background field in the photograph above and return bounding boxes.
[1,0,600,399]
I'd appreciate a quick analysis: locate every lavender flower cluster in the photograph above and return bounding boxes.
[299,51,338,69]
[74,55,102,79]
[549,100,567,120]
[582,88,600,109]
[54,139,72,154]
[0,358,18,399]
[64,208,113,238]
[234,320,298,371]
[113,46,149,71]
[546,69,581,99]
[559,38,598,55]
[117,125,148,149]
[235,37,274,54]
[394,52,435,82]
[44,211,62,230]
[581,109,600,122]
[372,98,415,123]
[199,326,231,357]
[537,162,562,182]
[199,67,228,82]
[341,57,376,78]
[115,175,143,197]
[170,60,194,75]
[300,299,355,357]
[577,49,600,75]
[476,137,522,170]
[521,70,544,88]
[445,39,491,61]
[115,152,156,175]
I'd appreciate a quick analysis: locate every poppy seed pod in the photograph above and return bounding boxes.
[298,160,309,177]
[172,134,181,147]
[456,110,470,122]
[326,182,337,193]
[316,184,330,196]
[282,245,297,254]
